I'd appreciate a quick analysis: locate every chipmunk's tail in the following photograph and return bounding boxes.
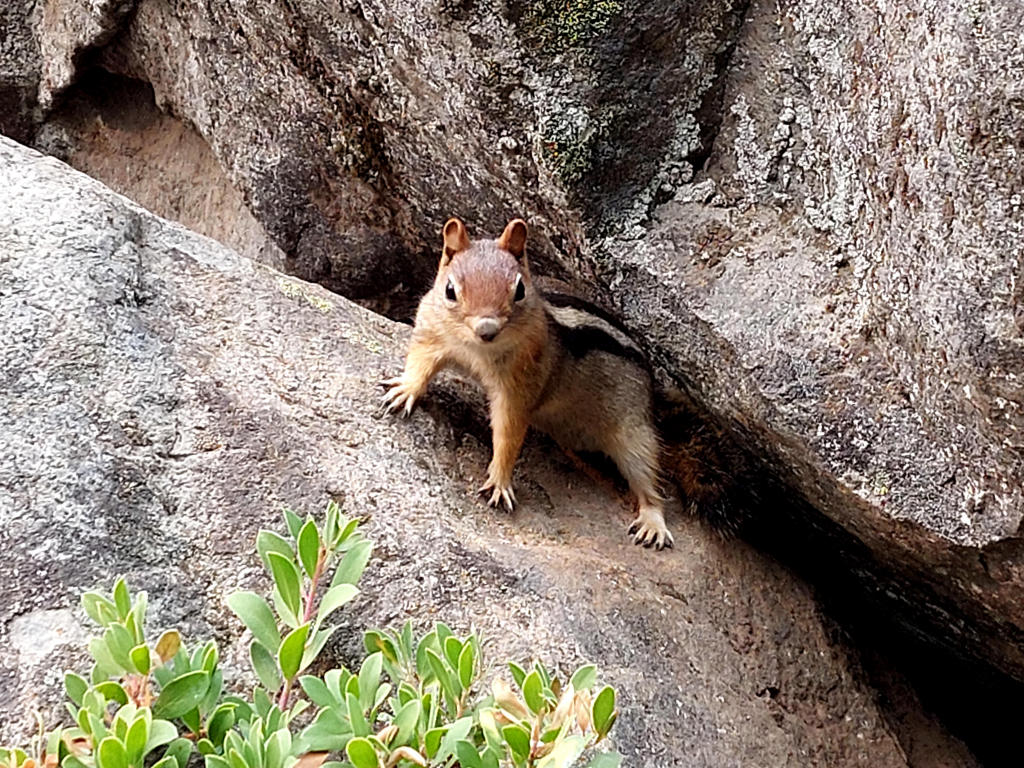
[655,387,757,537]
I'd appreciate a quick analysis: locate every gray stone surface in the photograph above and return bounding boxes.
[1,137,977,766]
[0,0,40,142]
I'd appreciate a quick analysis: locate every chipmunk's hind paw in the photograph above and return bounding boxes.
[478,480,516,512]
[628,512,674,550]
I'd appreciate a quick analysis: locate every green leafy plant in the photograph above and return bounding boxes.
[1,502,620,768]
[227,504,372,710]
[299,622,619,768]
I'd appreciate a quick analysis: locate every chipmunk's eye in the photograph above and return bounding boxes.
[513,274,526,302]
[445,278,457,303]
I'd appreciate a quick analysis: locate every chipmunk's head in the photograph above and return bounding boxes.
[434,217,536,345]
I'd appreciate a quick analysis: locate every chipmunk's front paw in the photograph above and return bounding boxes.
[381,376,420,417]
[628,506,674,550]
[479,474,517,512]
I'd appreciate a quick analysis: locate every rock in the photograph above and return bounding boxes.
[0,0,40,143]
[0,137,975,765]
[600,0,1024,683]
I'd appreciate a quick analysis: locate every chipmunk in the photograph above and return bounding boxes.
[383,218,673,549]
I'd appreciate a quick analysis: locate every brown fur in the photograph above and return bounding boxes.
[383,218,673,548]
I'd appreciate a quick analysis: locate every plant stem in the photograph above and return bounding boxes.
[276,548,327,710]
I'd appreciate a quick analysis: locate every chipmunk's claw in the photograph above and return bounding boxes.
[628,510,674,550]
[479,480,516,512]
[381,378,417,417]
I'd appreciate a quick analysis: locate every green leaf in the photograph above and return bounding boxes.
[330,540,372,588]
[105,624,135,670]
[323,668,350,701]
[423,728,444,760]
[145,720,180,756]
[130,592,148,645]
[65,672,89,706]
[457,643,475,690]
[250,642,282,691]
[425,648,460,703]
[501,724,530,762]
[508,662,527,689]
[414,632,436,678]
[283,509,303,539]
[82,592,118,627]
[570,665,597,691]
[251,686,273,718]
[264,728,291,768]
[125,716,148,764]
[522,670,544,714]
[227,592,282,653]
[443,636,462,670]
[204,755,231,768]
[95,681,128,706]
[153,670,211,719]
[155,630,181,663]
[256,530,294,572]
[278,624,310,680]
[357,653,383,711]
[346,692,370,737]
[592,686,616,736]
[297,520,321,579]
[585,753,622,768]
[324,501,339,546]
[455,740,483,768]
[535,736,586,768]
[182,708,202,737]
[435,717,473,763]
[130,644,151,675]
[392,699,421,746]
[89,636,124,676]
[334,517,359,547]
[296,708,352,752]
[163,738,193,768]
[479,709,503,752]
[200,642,219,674]
[299,676,335,707]
[302,626,337,671]
[150,758,177,768]
[316,584,359,623]
[97,737,128,768]
[434,622,453,645]
[344,738,378,768]
[267,553,301,621]
[113,578,131,619]
[207,705,236,747]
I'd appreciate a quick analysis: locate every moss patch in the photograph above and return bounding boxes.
[519,0,624,52]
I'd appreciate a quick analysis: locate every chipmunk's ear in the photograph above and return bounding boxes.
[441,218,470,267]
[497,219,528,262]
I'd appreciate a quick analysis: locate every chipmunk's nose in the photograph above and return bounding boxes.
[474,317,501,342]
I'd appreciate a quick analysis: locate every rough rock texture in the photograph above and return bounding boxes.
[1,137,982,766]
[607,0,1024,681]
[35,70,286,268]
[0,0,40,143]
